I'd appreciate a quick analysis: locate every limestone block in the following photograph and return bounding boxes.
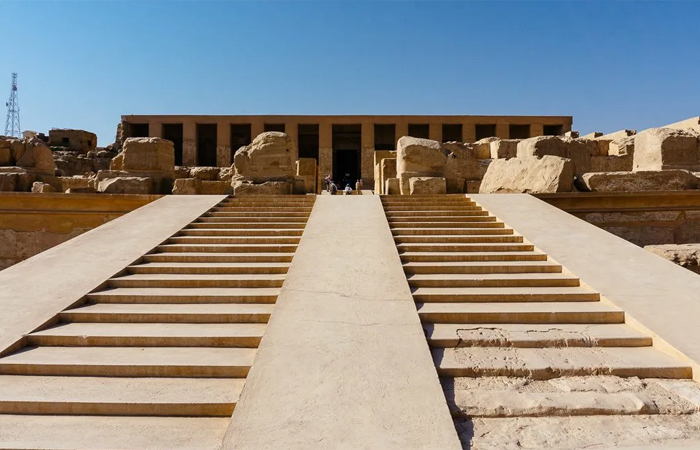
[609,136,635,157]
[296,158,316,176]
[232,179,292,196]
[16,139,56,176]
[479,156,574,194]
[646,244,700,275]
[0,167,36,191]
[409,177,446,195]
[295,158,317,193]
[7,139,25,162]
[633,127,700,171]
[564,131,579,138]
[445,156,480,194]
[120,137,175,172]
[466,180,481,193]
[66,186,97,194]
[0,173,17,191]
[97,177,153,194]
[577,170,700,192]
[190,166,220,181]
[60,176,93,192]
[172,178,200,195]
[31,182,55,193]
[443,142,475,159]
[473,137,498,159]
[233,132,295,183]
[174,166,190,179]
[200,180,231,195]
[397,136,446,195]
[109,153,124,170]
[385,178,400,195]
[0,146,11,165]
[590,154,633,172]
[218,167,234,182]
[293,177,306,195]
[381,158,397,193]
[489,139,519,159]
[517,136,592,176]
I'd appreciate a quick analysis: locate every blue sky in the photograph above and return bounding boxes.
[1,1,699,144]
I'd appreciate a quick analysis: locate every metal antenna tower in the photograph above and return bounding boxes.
[4,73,20,138]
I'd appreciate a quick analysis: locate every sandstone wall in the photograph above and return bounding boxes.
[0,193,158,270]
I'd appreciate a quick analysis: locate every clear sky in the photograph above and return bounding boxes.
[1,0,699,145]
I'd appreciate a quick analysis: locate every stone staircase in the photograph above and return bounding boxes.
[381,194,700,449]
[0,195,314,450]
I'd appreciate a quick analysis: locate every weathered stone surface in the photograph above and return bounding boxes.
[109,153,124,170]
[409,177,446,195]
[443,142,474,160]
[466,180,481,193]
[578,170,700,192]
[53,150,112,176]
[48,129,97,153]
[385,177,400,195]
[489,139,519,159]
[189,166,220,181]
[634,127,700,171]
[445,155,480,194]
[645,244,700,275]
[97,177,153,194]
[232,179,292,196]
[173,166,190,179]
[218,167,233,182]
[517,136,594,175]
[60,177,93,192]
[233,132,295,183]
[590,154,633,172]
[65,187,97,194]
[473,137,498,159]
[172,178,199,195]
[200,180,231,195]
[31,182,55,193]
[608,136,635,157]
[381,158,397,192]
[119,137,175,172]
[0,145,11,165]
[0,173,17,191]
[295,158,317,194]
[480,156,574,194]
[397,136,446,195]
[16,139,56,176]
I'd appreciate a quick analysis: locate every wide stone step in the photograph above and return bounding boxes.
[412,286,599,302]
[87,287,279,304]
[392,227,511,235]
[389,216,497,224]
[400,251,548,263]
[403,261,562,274]
[129,262,291,275]
[196,216,308,223]
[206,211,310,218]
[382,202,476,208]
[28,323,267,347]
[407,273,580,288]
[417,302,623,324]
[108,274,286,289]
[386,211,489,217]
[0,415,228,450]
[433,347,691,379]
[426,323,652,348]
[188,222,306,229]
[61,303,273,323]
[397,243,534,253]
[450,390,656,417]
[383,205,478,211]
[178,228,304,236]
[144,252,294,263]
[0,346,256,377]
[210,206,313,212]
[0,375,242,417]
[218,201,314,207]
[394,235,522,244]
[156,244,297,253]
[168,236,301,245]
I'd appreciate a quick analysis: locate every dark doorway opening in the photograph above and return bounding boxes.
[475,124,497,141]
[128,123,149,138]
[543,124,564,136]
[230,124,252,163]
[162,123,184,166]
[509,124,531,139]
[442,124,463,142]
[332,124,361,185]
[408,123,429,139]
[196,124,217,167]
[374,124,395,150]
[264,123,285,133]
[298,124,319,161]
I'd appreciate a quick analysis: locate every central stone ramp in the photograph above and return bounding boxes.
[221,195,462,450]
[0,195,314,450]
[381,194,698,450]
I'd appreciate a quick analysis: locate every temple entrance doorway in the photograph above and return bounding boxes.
[332,124,361,188]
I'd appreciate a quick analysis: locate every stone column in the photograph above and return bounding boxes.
[396,120,408,143]
[148,121,162,138]
[286,121,299,163]
[183,121,197,166]
[496,123,509,139]
[531,123,544,138]
[251,122,264,141]
[361,119,374,187]
[429,123,441,142]
[319,123,332,187]
[463,122,476,143]
[217,121,231,167]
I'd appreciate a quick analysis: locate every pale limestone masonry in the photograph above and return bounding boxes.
[48,129,97,153]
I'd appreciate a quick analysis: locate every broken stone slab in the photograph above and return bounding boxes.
[60,176,94,192]
[118,137,175,172]
[645,244,700,275]
[489,139,519,159]
[31,182,56,193]
[385,177,400,195]
[608,135,636,156]
[97,177,153,194]
[397,136,447,195]
[295,158,316,194]
[409,177,446,195]
[174,166,190,179]
[443,142,475,160]
[448,390,654,417]
[633,127,700,171]
[218,166,234,182]
[200,180,231,195]
[517,136,595,175]
[15,138,56,176]
[445,153,480,194]
[650,379,700,410]
[189,166,220,181]
[172,178,200,195]
[232,179,292,196]
[65,186,97,194]
[577,170,700,192]
[381,158,397,194]
[590,154,633,172]
[479,156,574,194]
[473,137,498,159]
[233,132,295,183]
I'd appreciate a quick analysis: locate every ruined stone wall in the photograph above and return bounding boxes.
[48,129,98,153]
[537,192,700,246]
[0,193,159,270]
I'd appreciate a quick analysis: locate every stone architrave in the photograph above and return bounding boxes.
[633,127,700,172]
[479,155,574,194]
[396,136,446,195]
[577,170,700,192]
[409,177,446,195]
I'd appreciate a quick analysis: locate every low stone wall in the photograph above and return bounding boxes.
[536,191,700,246]
[0,193,160,270]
